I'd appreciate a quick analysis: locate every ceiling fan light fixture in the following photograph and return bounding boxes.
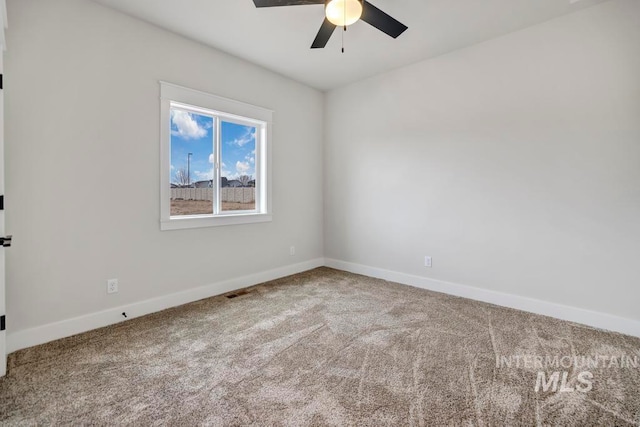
[325,0,363,27]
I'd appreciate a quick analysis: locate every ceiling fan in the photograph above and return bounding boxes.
[252,0,408,50]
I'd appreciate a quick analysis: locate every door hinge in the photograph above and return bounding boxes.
[0,235,11,247]
[0,195,3,210]
[0,315,5,331]
[0,74,3,90]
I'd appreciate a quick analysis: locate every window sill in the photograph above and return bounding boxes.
[161,213,272,231]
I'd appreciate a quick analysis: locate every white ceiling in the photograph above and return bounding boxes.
[92,0,608,91]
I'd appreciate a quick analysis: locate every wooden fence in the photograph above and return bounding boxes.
[171,188,255,203]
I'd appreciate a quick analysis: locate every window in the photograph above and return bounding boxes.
[160,82,272,230]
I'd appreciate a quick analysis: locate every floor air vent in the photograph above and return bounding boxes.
[226,289,250,299]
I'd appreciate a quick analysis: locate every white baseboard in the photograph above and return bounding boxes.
[325,258,640,338]
[0,331,5,377]
[7,258,325,353]
[8,256,639,354]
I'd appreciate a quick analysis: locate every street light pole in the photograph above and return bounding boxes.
[187,153,192,187]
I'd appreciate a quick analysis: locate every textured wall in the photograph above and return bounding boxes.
[324,0,640,321]
[5,0,324,332]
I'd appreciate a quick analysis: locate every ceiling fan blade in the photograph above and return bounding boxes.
[252,0,324,7]
[311,18,336,49]
[360,1,408,39]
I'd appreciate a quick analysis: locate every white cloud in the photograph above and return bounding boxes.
[209,153,214,163]
[236,161,250,175]
[193,170,214,181]
[171,110,207,140]
[231,128,256,147]
[222,161,254,180]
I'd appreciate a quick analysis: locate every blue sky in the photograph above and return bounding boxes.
[170,109,256,184]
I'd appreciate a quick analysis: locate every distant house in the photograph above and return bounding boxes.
[247,180,255,188]
[221,177,228,188]
[194,180,212,188]
[226,180,242,188]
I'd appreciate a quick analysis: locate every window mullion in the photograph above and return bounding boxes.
[255,125,261,213]
[214,116,221,215]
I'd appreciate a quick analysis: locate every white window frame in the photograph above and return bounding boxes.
[160,82,272,231]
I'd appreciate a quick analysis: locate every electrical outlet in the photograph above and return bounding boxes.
[290,246,296,256]
[424,256,432,268]
[107,278,119,294]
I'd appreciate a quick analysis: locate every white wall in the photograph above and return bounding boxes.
[5,0,324,335]
[325,0,640,322]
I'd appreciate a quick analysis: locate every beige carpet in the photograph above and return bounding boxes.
[1,267,639,425]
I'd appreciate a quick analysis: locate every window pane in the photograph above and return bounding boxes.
[170,109,214,216]
[221,121,257,211]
